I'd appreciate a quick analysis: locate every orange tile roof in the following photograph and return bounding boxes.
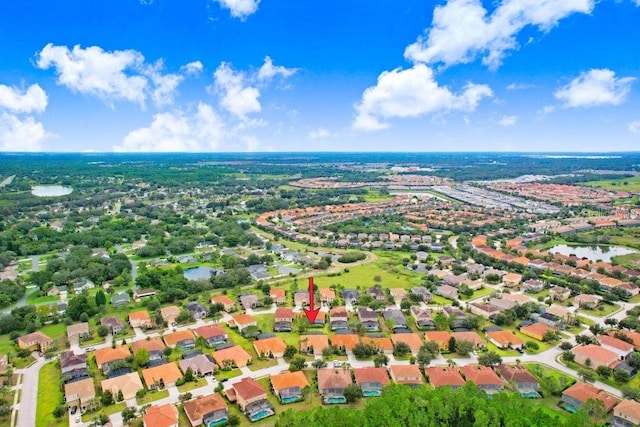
[212,345,252,367]
[211,295,234,306]
[459,365,503,386]
[300,334,330,353]
[233,377,266,401]
[425,366,465,388]
[389,365,423,384]
[503,273,522,282]
[183,394,227,424]
[131,337,166,354]
[317,368,352,390]
[361,336,393,351]
[320,288,335,298]
[162,329,195,347]
[520,323,556,340]
[330,334,360,351]
[572,344,619,367]
[391,333,424,352]
[253,336,287,356]
[598,335,634,353]
[274,307,294,319]
[609,330,640,350]
[193,324,227,340]
[486,330,524,347]
[94,345,131,367]
[424,331,452,348]
[615,399,640,420]
[270,289,286,298]
[353,367,389,385]
[101,372,143,400]
[563,381,619,411]
[270,371,309,393]
[129,311,150,321]
[451,331,485,347]
[229,314,256,327]
[141,363,183,387]
[142,404,179,427]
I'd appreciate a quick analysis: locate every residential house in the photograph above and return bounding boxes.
[487,297,517,311]
[469,302,502,319]
[342,289,359,305]
[212,345,252,368]
[160,306,181,326]
[193,325,228,347]
[486,330,524,350]
[100,316,124,334]
[383,308,407,329]
[142,362,183,389]
[253,336,287,358]
[94,345,131,371]
[388,364,423,386]
[362,336,394,354]
[270,371,310,403]
[270,289,286,305]
[390,288,407,302]
[182,393,229,427]
[561,381,619,413]
[329,307,349,331]
[110,292,130,307]
[550,286,571,302]
[274,307,295,332]
[185,301,208,319]
[391,333,424,355]
[143,404,179,427]
[179,354,216,377]
[294,291,310,307]
[425,366,465,390]
[536,312,565,329]
[131,337,166,360]
[572,344,620,369]
[612,399,640,427]
[230,377,274,421]
[163,330,196,350]
[520,323,556,342]
[495,364,540,397]
[317,368,353,404]
[435,285,458,300]
[129,311,154,329]
[17,331,54,352]
[353,367,389,397]
[610,330,640,352]
[410,286,432,302]
[501,293,532,306]
[211,295,235,312]
[320,288,336,306]
[101,372,144,400]
[424,331,452,351]
[330,334,359,354]
[47,285,67,297]
[64,378,96,414]
[183,394,228,427]
[597,335,634,361]
[410,306,434,329]
[133,288,157,301]
[67,322,90,341]
[521,279,545,293]
[574,294,602,309]
[357,308,380,332]
[451,331,485,348]
[60,350,87,379]
[502,273,522,288]
[240,294,260,310]
[228,314,257,333]
[300,334,330,355]
[73,278,95,292]
[442,306,467,328]
[459,366,504,395]
[367,287,385,301]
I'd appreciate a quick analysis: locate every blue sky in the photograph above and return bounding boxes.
[0,0,639,152]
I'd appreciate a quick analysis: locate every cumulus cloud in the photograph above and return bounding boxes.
[497,115,518,126]
[309,128,331,139]
[352,63,492,131]
[181,61,204,76]
[257,56,298,82]
[0,113,50,151]
[213,0,260,20]
[213,63,261,119]
[404,0,594,69]
[36,43,197,108]
[0,84,48,113]
[506,82,535,90]
[113,103,225,152]
[554,68,634,108]
[628,120,640,134]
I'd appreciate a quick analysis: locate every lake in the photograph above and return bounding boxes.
[184,266,220,281]
[549,244,637,262]
[31,185,73,197]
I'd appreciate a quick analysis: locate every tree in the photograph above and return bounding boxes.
[95,290,107,307]
[562,351,575,362]
[242,325,260,339]
[52,405,67,419]
[101,389,114,406]
[228,414,240,426]
[284,345,297,359]
[312,359,327,369]
[289,356,306,372]
[184,367,195,382]
[614,369,631,383]
[134,348,149,369]
[121,407,136,423]
[559,341,573,351]
[416,347,433,368]
[604,318,618,327]
[584,358,591,368]
[343,384,363,403]
[596,365,611,379]
[393,342,411,357]
[580,369,595,383]
[353,343,377,359]
[455,340,474,357]
[589,324,605,336]
[97,325,109,337]
[448,336,457,353]
[542,330,559,342]
[478,351,502,367]
[374,353,389,367]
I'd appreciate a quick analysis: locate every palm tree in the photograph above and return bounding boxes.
[446,359,456,368]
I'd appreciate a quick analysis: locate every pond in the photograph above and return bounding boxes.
[183,266,219,281]
[549,244,637,262]
[31,185,73,197]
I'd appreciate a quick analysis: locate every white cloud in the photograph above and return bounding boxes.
[506,82,535,90]
[628,120,640,134]
[636,0,640,6]
[213,62,261,119]
[497,115,518,126]
[309,128,331,139]
[352,63,492,131]
[0,113,50,151]
[36,43,198,108]
[114,103,225,152]
[257,56,298,82]
[554,68,634,108]
[0,84,48,113]
[404,0,594,69]
[213,0,260,20]
[181,61,204,76]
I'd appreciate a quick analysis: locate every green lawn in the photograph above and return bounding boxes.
[578,302,620,317]
[81,402,127,423]
[36,361,66,427]
[26,293,60,305]
[136,389,169,406]
[13,355,35,368]
[177,378,207,393]
[582,175,640,191]
[215,368,242,382]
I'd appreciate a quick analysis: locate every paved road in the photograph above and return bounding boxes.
[15,354,47,427]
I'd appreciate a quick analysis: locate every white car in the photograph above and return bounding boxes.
[332,360,343,367]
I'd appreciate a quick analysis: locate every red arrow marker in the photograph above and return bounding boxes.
[303,277,320,324]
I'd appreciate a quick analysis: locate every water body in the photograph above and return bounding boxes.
[31,185,73,197]
[184,266,218,281]
[549,244,637,262]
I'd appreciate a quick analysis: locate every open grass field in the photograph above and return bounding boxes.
[36,361,66,427]
[582,175,640,191]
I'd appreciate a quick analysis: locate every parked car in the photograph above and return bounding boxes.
[85,346,95,352]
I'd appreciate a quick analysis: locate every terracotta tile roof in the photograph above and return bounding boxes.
[320,288,335,298]
[300,334,330,353]
[232,377,266,401]
[229,314,256,327]
[330,334,360,351]
[615,399,640,420]
[609,330,640,350]
[361,336,393,351]
[131,337,166,354]
[563,381,619,411]
[317,368,352,390]
[270,289,286,298]
[211,295,234,306]
[501,293,531,305]
[389,365,423,384]
[353,367,389,385]
[274,307,295,319]
[64,377,95,401]
[329,307,348,317]
[503,273,522,282]
[597,335,634,353]
[162,329,195,347]
[142,404,179,427]
[101,372,143,400]
[253,336,287,356]
[159,306,180,320]
[459,366,504,386]
[520,323,556,339]
[18,331,52,345]
[424,331,452,348]
[129,311,150,321]
[94,345,131,367]
[572,344,619,367]
[183,394,227,424]
[486,330,524,347]
[451,331,485,347]
[212,345,251,367]
[193,325,227,340]
[141,362,183,387]
[494,364,538,384]
[270,371,309,393]
[390,333,424,352]
[425,366,465,388]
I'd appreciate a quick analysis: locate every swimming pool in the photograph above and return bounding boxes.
[363,390,381,397]
[521,392,540,399]
[326,396,346,404]
[281,395,301,404]
[206,418,228,427]
[250,409,274,421]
